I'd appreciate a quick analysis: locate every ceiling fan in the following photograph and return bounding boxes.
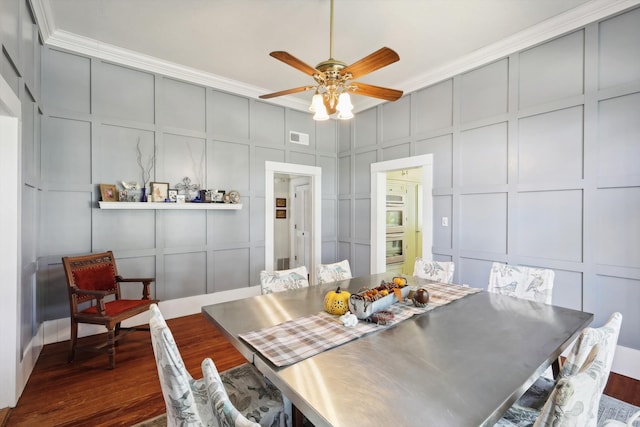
[258,0,403,120]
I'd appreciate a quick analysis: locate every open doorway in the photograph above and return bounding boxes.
[370,155,433,274]
[265,162,321,284]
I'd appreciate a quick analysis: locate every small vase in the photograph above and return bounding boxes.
[140,187,147,203]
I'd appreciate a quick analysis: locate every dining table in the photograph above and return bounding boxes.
[201,272,593,427]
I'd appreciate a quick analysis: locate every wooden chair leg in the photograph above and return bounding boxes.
[68,320,78,363]
[106,328,116,369]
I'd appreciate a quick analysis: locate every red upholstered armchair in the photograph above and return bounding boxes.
[61,251,158,369]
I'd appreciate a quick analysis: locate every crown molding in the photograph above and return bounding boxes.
[31,0,640,114]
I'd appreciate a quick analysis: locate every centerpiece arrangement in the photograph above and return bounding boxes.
[348,277,410,319]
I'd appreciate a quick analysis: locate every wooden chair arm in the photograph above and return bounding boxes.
[115,276,156,300]
[72,288,110,315]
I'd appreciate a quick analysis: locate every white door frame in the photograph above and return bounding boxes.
[265,162,321,284]
[370,154,434,274]
[0,73,23,407]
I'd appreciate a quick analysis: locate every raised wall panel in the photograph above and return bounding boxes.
[209,140,250,190]
[94,62,155,123]
[353,243,370,277]
[338,120,351,152]
[209,90,250,140]
[460,123,508,187]
[318,155,336,195]
[382,96,411,141]
[1,0,19,60]
[415,80,453,133]
[164,211,206,248]
[93,210,156,252]
[21,96,35,182]
[20,2,35,91]
[1,52,20,95]
[552,270,583,311]
[42,264,69,320]
[599,8,640,90]
[161,78,206,132]
[338,242,350,262]
[164,252,206,299]
[517,190,583,262]
[316,120,336,153]
[162,133,206,189]
[596,187,640,268]
[42,49,90,113]
[213,248,250,292]
[321,242,337,263]
[250,246,265,287]
[250,196,265,242]
[382,142,411,161]
[433,195,452,249]
[415,134,453,188]
[354,150,376,194]
[95,125,154,185]
[597,93,640,180]
[460,59,508,123]
[252,147,285,192]
[115,256,157,299]
[42,117,91,185]
[41,191,91,256]
[211,202,250,244]
[595,275,640,348]
[460,193,507,254]
[354,109,377,147]
[338,155,351,195]
[519,31,584,109]
[354,199,370,241]
[338,199,351,239]
[518,106,584,184]
[458,257,493,290]
[322,199,336,238]
[253,101,285,146]
[289,151,315,166]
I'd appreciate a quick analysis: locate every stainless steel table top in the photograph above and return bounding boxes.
[201,273,593,427]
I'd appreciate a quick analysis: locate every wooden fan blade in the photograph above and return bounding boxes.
[351,82,403,101]
[269,51,323,77]
[341,47,400,80]
[259,86,314,99]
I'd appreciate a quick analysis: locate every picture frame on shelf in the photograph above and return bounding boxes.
[99,184,117,202]
[150,182,169,202]
[168,188,178,202]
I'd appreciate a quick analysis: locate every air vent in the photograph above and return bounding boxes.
[289,131,309,145]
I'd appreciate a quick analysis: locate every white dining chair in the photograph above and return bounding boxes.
[149,304,290,427]
[488,262,555,304]
[497,312,623,427]
[316,259,352,284]
[259,266,309,294]
[413,258,455,284]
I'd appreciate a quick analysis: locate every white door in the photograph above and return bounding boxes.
[290,178,311,271]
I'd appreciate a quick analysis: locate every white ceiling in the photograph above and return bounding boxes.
[34,0,635,113]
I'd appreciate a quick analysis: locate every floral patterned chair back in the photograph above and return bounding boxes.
[149,304,290,427]
[149,303,213,426]
[413,258,455,284]
[316,260,352,285]
[488,262,555,304]
[535,314,622,427]
[260,266,309,294]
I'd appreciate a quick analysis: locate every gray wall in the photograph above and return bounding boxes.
[38,49,340,319]
[339,7,640,350]
[0,0,42,361]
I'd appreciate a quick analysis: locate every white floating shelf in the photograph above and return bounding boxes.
[98,201,242,210]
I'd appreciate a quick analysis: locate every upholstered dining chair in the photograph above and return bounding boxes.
[488,262,555,304]
[497,312,623,427]
[61,250,158,369]
[316,259,352,284]
[149,304,290,427]
[413,258,455,284]
[259,265,309,294]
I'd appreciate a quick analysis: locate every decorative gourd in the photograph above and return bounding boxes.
[324,286,351,315]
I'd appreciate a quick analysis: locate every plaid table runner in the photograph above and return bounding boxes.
[240,282,480,367]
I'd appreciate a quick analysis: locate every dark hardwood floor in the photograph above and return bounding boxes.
[2,313,639,426]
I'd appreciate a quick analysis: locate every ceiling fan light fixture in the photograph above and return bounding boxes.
[336,92,354,120]
[309,93,324,112]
